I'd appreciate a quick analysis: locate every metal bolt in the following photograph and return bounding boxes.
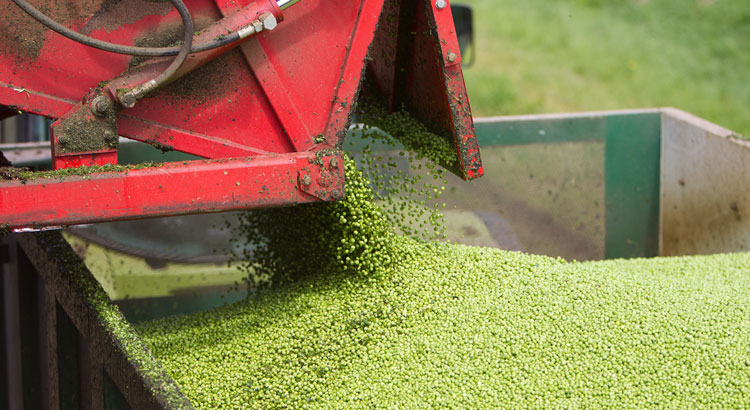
[435,0,447,10]
[90,96,112,117]
[301,174,312,186]
[120,93,137,109]
[330,189,342,200]
[446,52,458,63]
[260,13,278,31]
[329,157,339,168]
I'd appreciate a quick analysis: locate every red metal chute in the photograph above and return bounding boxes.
[0,0,482,229]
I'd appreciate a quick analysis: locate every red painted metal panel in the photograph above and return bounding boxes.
[52,151,118,169]
[237,41,314,152]
[0,0,482,228]
[428,0,483,179]
[0,82,75,119]
[0,0,383,156]
[0,151,345,230]
[323,0,386,144]
[366,0,483,180]
[117,115,271,158]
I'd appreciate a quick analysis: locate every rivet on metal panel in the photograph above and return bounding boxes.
[317,173,332,187]
[435,0,447,10]
[301,174,312,186]
[446,52,458,63]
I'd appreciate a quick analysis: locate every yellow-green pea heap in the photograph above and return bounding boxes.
[137,155,750,409]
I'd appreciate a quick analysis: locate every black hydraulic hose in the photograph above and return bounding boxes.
[122,0,193,105]
[9,0,241,56]
[11,0,196,104]
[11,0,302,105]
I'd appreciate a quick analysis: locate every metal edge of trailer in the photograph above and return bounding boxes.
[5,231,194,410]
[659,107,750,257]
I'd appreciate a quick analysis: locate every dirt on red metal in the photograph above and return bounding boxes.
[0,0,482,229]
[0,0,101,59]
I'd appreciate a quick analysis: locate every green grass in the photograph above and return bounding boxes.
[462,0,750,136]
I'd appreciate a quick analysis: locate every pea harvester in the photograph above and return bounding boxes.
[0,0,483,230]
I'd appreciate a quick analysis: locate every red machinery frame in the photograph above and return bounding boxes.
[0,0,483,230]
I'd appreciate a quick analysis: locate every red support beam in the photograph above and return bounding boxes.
[0,150,345,230]
[323,0,386,143]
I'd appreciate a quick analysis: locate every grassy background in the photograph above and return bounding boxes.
[461,0,750,136]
